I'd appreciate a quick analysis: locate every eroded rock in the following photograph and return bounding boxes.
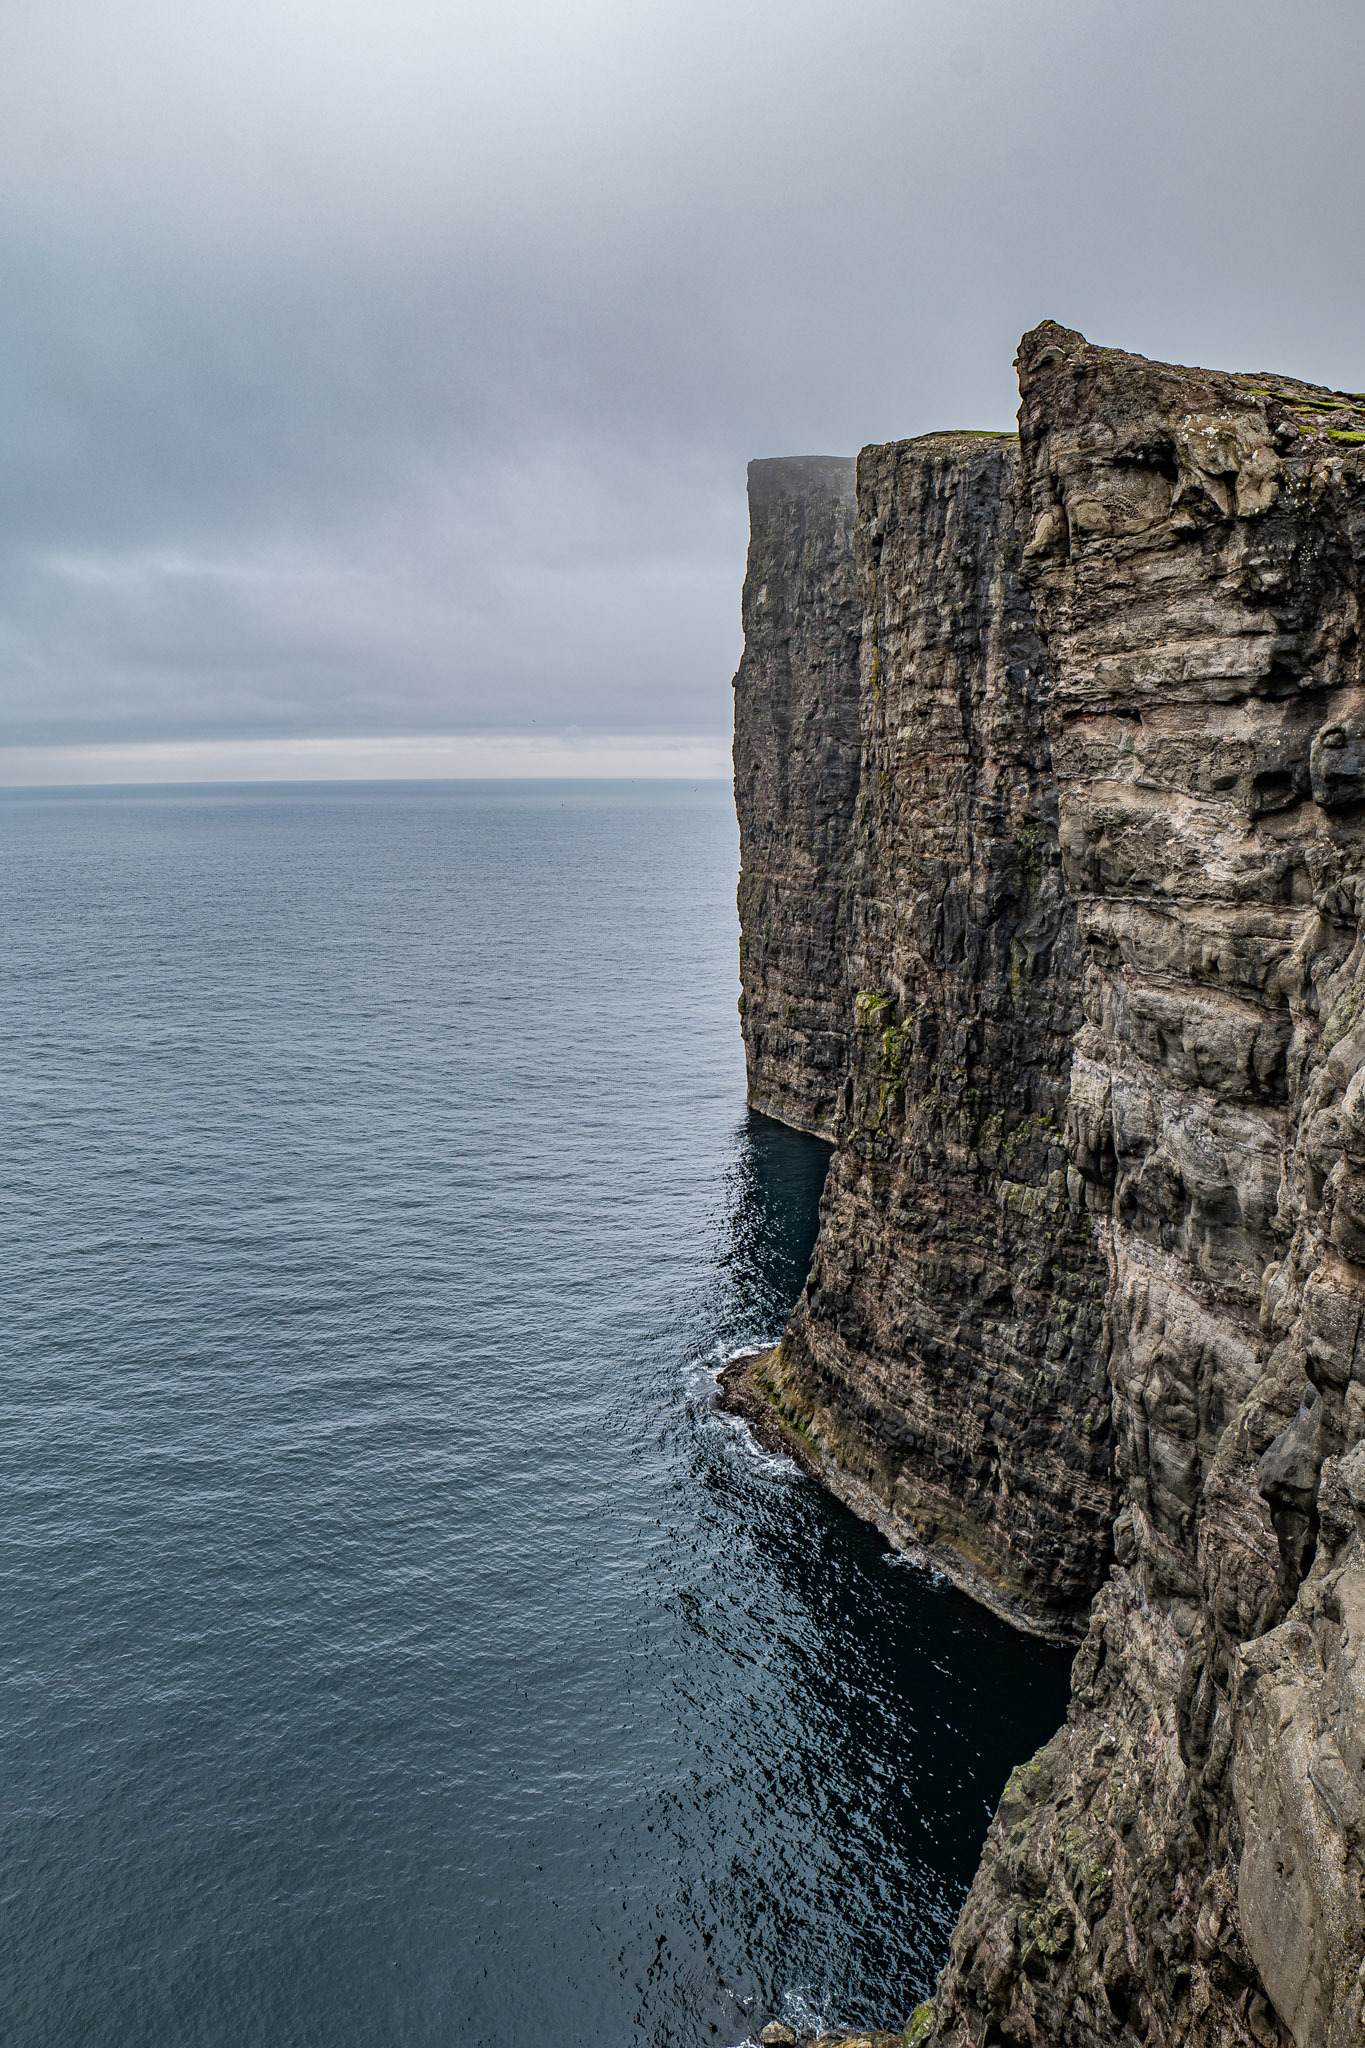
[731,324,1365,2046]
[933,326,1365,2048]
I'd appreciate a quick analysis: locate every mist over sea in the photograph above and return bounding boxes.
[0,781,1068,2046]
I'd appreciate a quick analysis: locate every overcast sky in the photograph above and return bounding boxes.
[3,0,1364,778]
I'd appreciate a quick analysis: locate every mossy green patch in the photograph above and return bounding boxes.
[1015,1890,1074,1964]
[1277,393,1364,415]
[856,989,893,1028]
[1002,1758,1048,1806]
[902,2002,936,2047]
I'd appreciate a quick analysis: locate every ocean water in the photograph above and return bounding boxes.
[0,781,1069,2048]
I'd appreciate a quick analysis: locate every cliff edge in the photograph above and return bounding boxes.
[734,429,1115,1636]
[731,326,1365,2048]
[734,456,862,1135]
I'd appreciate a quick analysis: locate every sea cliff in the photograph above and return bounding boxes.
[734,455,863,1136]
[728,325,1365,2048]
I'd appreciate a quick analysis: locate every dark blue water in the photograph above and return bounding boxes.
[0,782,1068,2047]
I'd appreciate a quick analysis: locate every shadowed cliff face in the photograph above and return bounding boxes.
[734,456,862,1136]
[733,327,1365,2048]
[765,433,1115,1636]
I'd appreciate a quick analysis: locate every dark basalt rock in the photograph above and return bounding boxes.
[730,326,1365,2048]
[734,430,1115,1637]
[734,455,862,1135]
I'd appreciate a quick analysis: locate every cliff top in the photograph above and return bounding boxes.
[1018,318,1365,449]
[886,428,1017,447]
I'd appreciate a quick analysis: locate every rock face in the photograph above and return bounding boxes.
[756,431,1115,1636]
[931,330,1365,2048]
[732,327,1365,2047]
[734,456,862,1134]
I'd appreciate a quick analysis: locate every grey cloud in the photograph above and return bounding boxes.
[2,0,1364,753]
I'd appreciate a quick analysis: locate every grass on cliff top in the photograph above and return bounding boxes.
[898,429,1019,452]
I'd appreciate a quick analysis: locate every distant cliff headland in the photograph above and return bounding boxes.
[724,324,1365,2048]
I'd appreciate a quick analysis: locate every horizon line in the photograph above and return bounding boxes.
[0,731,733,787]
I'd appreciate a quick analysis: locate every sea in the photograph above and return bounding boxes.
[0,780,1070,2047]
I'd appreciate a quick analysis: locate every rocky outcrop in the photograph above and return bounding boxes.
[756,2026,904,2048]
[734,456,862,1134]
[730,327,1365,2047]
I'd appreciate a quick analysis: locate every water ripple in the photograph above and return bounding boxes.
[0,782,1069,2047]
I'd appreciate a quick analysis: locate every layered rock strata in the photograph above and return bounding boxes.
[731,327,1365,2046]
[749,431,1115,1635]
[734,456,862,1134]
[931,330,1365,2048]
